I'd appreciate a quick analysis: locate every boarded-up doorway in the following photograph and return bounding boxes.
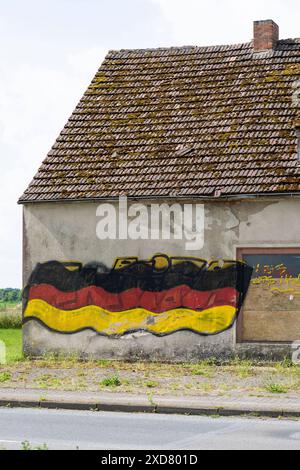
[237,248,300,343]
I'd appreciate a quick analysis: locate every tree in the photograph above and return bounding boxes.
[0,288,22,303]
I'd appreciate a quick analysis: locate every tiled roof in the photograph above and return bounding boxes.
[19,39,300,202]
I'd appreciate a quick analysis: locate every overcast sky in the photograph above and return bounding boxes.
[0,0,299,288]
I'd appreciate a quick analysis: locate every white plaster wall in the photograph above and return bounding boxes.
[22,197,300,360]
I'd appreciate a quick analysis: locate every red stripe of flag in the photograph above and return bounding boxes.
[28,284,238,313]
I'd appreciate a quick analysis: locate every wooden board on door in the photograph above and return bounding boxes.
[237,248,300,343]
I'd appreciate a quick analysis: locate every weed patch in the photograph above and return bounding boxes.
[100,375,121,388]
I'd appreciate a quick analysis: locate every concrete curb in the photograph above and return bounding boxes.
[0,396,299,418]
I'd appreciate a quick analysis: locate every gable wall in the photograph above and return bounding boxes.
[22,197,300,361]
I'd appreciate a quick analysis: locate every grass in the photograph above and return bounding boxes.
[147,392,157,407]
[97,359,113,367]
[0,315,22,329]
[0,441,49,451]
[279,358,295,369]
[34,374,64,389]
[100,375,121,388]
[0,372,11,383]
[0,303,22,329]
[0,329,23,363]
[0,301,20,309]
[189,366,214,378]
[145,381,159,388]
[232,360,254,379]
[0,329,299,398]
[21,441,48,451]
[265,383,289,394]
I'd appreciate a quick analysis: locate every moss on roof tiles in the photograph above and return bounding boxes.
[19,39,300,202]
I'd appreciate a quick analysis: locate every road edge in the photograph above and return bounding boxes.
[0,398,299,419]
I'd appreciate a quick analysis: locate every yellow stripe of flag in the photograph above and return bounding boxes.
[24,299,237,336]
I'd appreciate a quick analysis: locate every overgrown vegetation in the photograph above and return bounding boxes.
[0,311,22,329]
[0,290,22,329]
[0,333,299,397]
[0,329,299,398]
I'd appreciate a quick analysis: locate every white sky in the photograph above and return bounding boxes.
[0,0,299,288]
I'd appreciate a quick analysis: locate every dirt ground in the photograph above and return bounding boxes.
[1,357,300,401]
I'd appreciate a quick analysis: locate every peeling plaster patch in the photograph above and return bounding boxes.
[237,200,297,244]
[226,201,278,240]
[225,207,240,235]
[229,201,277,224]
[204,205,239,258]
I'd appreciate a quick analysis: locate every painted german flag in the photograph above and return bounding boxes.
[23,255,253,337]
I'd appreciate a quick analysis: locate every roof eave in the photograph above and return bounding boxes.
[18,191,300,205]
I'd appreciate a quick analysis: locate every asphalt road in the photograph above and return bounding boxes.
[0,407,299,450]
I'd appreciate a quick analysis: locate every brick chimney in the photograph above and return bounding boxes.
[253,20,279,51]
